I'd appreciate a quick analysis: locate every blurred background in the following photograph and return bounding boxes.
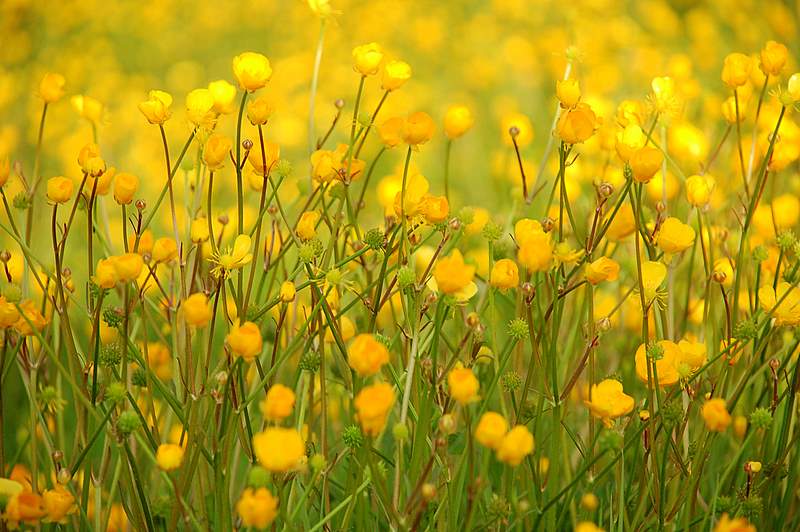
[1,0,798,231]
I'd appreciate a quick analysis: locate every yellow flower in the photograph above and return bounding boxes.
[152,237,178,263]
[347,334,390,377]
[85,167,114,197]
[236,488,278,529]
[3,491,45,528]
[490,259,519,290]
[185,88,216,127]
[352,43,384,76]
[260,384,296,421]
[433,250,475,295]
[702,398,731,432]
[381,60,412,91]
[233,52,273,92]
[253,427,304,471]
[248,141,281,176]
[556,78,580,108]
[147,341,173,380]
[656,217,695,255]
[42,486,76,524]
[475,412,508,450]
[46,176,73,204]
[677,339,707,374]
[423,195,449,224]
[208,79,237,115]
[585,257,620,285]
[156,443,185,471]
[226,320,263,362]
[760,40,788,76]
[584,379,635,427]
[247,94,274,125]
[447,366,479,405]
[354,382,395,436]
[38,73,65,103]
[630,146,663,184]
[182,293,212,327]
[517,230,553,272]
[713,513,755,532]
[203,133,233,170]
[615,124,646,163]
[721,53,752,88]
[93,258,118,289]
[556,102,597,144]
[685,174,715,207]
[138,90,173,124]
[496,425,534,466]
[280,281,296,303]
[71,95,104,124]
[444,105,474,139]
[650,76,680,116]
[575,522,605,532]
[78,142,106,177]
[0,297,20,328]
[393,173,430,218]
[209,235,253,278]
[635,340,682,387]
[712,258,734,287]
[759,282,800,326]
[554,242,583,265]
[402,111,436,146]
[297,211,320,240]
[111,253,144,283]
[502,112,534,147]
[113,172,139,205]
[747,461,762,473]
[308,0,338,18]
[771,194,800,229]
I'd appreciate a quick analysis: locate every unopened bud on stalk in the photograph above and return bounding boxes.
[218,213,229,226]
[242,139,253,150]
[135,199,146,211]
[541,217,555,233]
[438,414,456,434]
[598,182,614,198]
[334,98,345,110]
[509,126,520,138]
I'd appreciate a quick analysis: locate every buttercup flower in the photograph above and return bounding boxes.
[253,427,305,471]
[71,95,104,124]
[759,282,800,326]
[111,253,144,283]
[381,60,412,91]
[260,384,296,421]
[702,398,731,432]
[475,412,508,449]
[635,340,682,387]
[226,320,263,362]
[208,79,237,114]
[759,40,788,76]
[496,425,534,466]
[247,94,274,125]
[186,88,216,127]
[433,250,475,295]
[585,257,620,285]
[42,487,76,524]
[556,102,597,144]
[402,111,436,146]
[685,174,715,207]
[713,514,755,532]
[584,379,635,427]
[490,259,519,290]
[38,72,65,103]
[354,382,395,436]
[444,105,474,139]
[656,217,695,255]
[209,235,253,277]
[46,176,73,204]
[138,90,173,124]
[352,43,384,76]
[630,146,664,183]
[236,488,278,529]
[204,133,233,170]
[348,334,390,377]
[183,293,213,327]
[113,173,139,205]
[279,281,296,303]
[233,52,273,91]
[297,211,320,240]
[556,78,580,108]
[447,366,479,405]
[156,443,185,471]
[152,237,178,263]
[721,53,752,88]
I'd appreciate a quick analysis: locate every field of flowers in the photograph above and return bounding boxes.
[1,0,800,530]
